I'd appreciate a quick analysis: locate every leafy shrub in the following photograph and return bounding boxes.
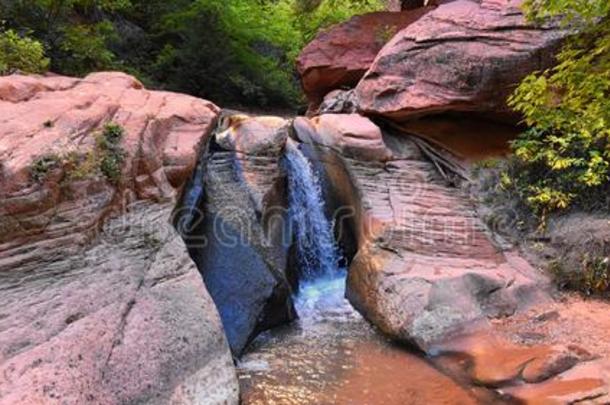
[0,29,49,74]
[506,0,610,220]
[1,0,128,76]
[96,123,126,184]
[31,154,60,182]
[2,0,384,106]
[551,255,610,296]
[148,0,383,107]
[37,122,126,185]
[56,21,118,75]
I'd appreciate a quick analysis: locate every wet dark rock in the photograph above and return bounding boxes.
[182,115,296,356]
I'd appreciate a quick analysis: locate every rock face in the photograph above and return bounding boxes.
[347,152,547,348]
[296,9,432,107]
[294,114,548,350]
[0,203,239,404]
[294,114,393,162]
[0,73,239,404]
[291,112,610,400]
[355,0,568,121]
[182,114,296,356]
[0,71,220,246]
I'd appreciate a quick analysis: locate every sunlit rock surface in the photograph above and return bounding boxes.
[355,0,568,121]
[0,203,239,404]
[293,114,392,162]
[0,71,220,246]
[0,73,239,404]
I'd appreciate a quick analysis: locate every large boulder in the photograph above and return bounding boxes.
[0,203,239,405]
[293,113,548,350]
[355,0,568,121]
[0,73,239,404]
[296,9,433,107]
[0,71,220,246]
[181,114,296,356]
[285,112,610,400]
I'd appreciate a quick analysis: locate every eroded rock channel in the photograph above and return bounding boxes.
[174,111,602,404]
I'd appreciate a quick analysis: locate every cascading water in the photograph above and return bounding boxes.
[284,140,341,281]
[282,141,353,324]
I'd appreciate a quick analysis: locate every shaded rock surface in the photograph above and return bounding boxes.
[296,9,433,107]
[292,114,547,348]
[393,114,519,163]
[0,73,239,404]
[355,0,568,121]
[336,135,548,349]
[289,114,541,348]
[182,114,296,356]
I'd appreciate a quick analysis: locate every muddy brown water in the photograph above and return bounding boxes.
[237,277,506,404]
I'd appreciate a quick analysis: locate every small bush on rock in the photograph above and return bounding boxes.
[33,123,126,185]
[31,154,60,182]
[551,255,610,296]
[96,123,126,184]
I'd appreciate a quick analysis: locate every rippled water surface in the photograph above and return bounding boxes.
[237,275,485,405]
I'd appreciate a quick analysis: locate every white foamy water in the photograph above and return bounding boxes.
[284,141,342,281]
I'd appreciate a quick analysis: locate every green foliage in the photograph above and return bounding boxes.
[65,123,126,183]
[2,0,384,106]
[522,0,610,24]
[31,154,60,182]
[1,0,129,75]
[506,0,610,219]
[148,0,383,106]
[0,29,49,74]
[96,123,126,184]
[551,255,610,296]
[57,21,117,75]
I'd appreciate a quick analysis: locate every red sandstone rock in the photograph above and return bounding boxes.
[296,9,432,106]
[294,114,393,161]
[355,0,568,121]
[0,71,219,242]
[0,73,239,404]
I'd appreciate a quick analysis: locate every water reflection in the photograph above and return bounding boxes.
[237,275,482,405]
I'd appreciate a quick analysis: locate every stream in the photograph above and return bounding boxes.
[236,142,490,404]
[237,273,490,404]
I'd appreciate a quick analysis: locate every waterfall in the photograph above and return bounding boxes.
[284,140,350,323]
[284,141,342,282]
